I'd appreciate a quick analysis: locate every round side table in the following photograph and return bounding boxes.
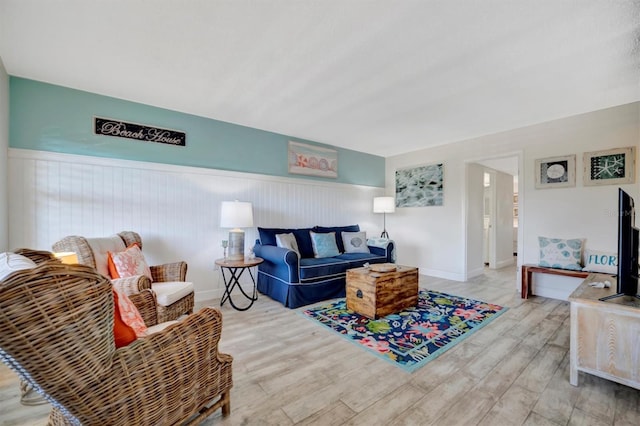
[215,257,264,311]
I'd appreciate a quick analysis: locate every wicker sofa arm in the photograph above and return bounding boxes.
[111,275,152,296]
[77,308,233,425]
[150,261,187,282]
[127,289,159,327]
[118,307,228,363]
[13,248,57,264]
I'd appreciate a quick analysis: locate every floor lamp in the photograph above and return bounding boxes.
[373,196,395,239]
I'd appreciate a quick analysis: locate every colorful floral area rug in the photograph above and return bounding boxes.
[301,289,507,373]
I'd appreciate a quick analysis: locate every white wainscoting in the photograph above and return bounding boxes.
[8,149,384,302]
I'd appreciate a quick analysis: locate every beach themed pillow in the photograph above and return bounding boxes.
[582,249,617,274]
[310,231,340,258]
[342,231,370,254]
[108,244,152,281]
[276,233,301,257]
[114,288,148,338]
[112,289,137,348]
[538,237,583,271]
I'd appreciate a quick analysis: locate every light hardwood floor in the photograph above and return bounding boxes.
[1,265,639,425]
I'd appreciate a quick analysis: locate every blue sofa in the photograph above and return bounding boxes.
[254,225,394,308]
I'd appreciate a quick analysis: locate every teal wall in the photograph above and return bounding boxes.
[10,77,384,187]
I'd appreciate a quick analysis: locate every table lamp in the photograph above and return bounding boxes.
[53,252,79,264]
[373,196,395,239]
[220,200,254,261]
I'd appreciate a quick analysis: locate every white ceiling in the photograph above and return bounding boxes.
[1,1,639,158]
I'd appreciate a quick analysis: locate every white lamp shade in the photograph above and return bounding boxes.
[220,201,254,229]
[373,196,396,213]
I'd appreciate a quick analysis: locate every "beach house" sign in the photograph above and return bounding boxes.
[94,117,186,146]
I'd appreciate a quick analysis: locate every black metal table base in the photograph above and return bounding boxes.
[219,265,258,311]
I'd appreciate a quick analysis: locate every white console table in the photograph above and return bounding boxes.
[569,274,640,390]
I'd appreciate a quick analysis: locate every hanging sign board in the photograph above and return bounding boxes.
[94,117,186,146]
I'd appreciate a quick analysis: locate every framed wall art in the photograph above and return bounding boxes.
[395,163,443,207]
[288,141,338,178]
[535,155,575,189]
[583,146,635,186]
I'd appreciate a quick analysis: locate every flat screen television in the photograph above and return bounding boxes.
[602,188,639,302]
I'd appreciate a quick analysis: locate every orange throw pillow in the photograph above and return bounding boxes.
[114,288,148,337]
[108,243,152,281]
[112,289,137,348]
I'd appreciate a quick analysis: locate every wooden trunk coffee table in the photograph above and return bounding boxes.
[346,264,419,319]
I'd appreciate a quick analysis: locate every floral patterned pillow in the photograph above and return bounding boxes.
[108,244,152,281]
[114,288,148,337]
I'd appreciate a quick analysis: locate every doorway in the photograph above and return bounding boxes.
[466,155,520,278]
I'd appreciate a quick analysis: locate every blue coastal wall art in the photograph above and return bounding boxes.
[395,163,444,207]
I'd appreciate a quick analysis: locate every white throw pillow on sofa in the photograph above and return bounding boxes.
[342,231,370,254]
[276,233,301,257]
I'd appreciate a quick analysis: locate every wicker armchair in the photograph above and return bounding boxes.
[53,231,194,322]
[0,262,233,425]
[10,249,61,406]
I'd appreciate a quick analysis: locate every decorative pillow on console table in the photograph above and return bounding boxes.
[310,231,341,258]
[342,231,370,254]
[538,236,583,271]
[582,249,617,274]
[108,244,153,280]
[276,233,301,257]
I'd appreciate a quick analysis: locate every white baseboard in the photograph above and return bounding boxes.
[195,289,224,303]
[493,257,515,269]
[465,267,485,280]
[420,268,467,282]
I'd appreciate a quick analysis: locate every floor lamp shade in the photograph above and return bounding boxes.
[220,201,254,261]
[373,197,396,214]
[373,196,395,239]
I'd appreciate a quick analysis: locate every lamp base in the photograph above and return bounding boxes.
[380,230,389,239]
[227,230,245,261]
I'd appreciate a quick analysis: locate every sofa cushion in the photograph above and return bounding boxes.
[335,252,388,269]
[342,231,370,254]
[258,227,315,258]
[152,281,195,307]
[299,257,350,282]
[310,231,341,258]
[315,225,360,253]
[146,320,179,335]
[86,235,126,278]
[276,233,300,257]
